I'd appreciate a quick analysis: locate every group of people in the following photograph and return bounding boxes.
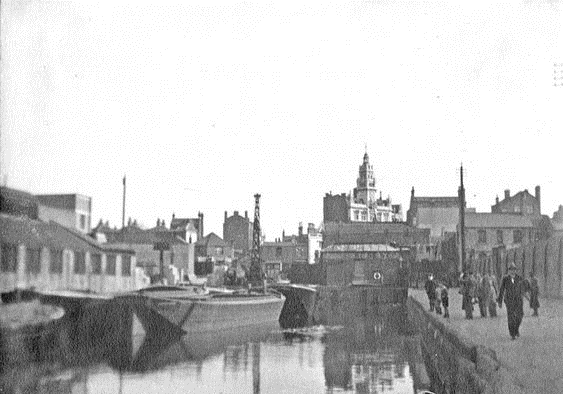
[459,271,499,320]
[425,263,541,340]
[424,274,450,318]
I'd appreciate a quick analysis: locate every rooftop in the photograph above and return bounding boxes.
[464,213,534,228]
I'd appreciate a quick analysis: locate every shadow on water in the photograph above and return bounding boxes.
[1,301,433,393]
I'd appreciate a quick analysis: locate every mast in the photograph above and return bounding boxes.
[122,175,126,229]
[458,165,466,273]
[249,193,263,285]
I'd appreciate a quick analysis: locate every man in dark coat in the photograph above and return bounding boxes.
[527,271,540,317]
[497,263,526,339]
[424,274,437,312]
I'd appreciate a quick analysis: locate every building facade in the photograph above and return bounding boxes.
[37,193,92,234]
[92,220,194,282]
[320,244,409,287]
[491,187,541,216]
[170,212,203,243]
[223,210,253,256]
[195,232,234,276]
[461,212,535,273]
[0,213,146,294]
[406,188,460,242]
[323,151,402,224]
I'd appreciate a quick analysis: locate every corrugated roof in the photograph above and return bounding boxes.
[0,214,97,252]
[322,244,401,253]
[465,213,534,228]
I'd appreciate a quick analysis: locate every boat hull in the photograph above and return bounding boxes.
[269,284,317,328]
[129,290,286,334]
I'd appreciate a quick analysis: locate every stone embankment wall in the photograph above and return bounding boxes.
[407,296,516,394]
[312,285,407,325]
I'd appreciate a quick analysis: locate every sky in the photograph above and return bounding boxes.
[1,0,562,240]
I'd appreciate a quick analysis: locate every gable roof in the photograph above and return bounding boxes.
[464,213,534,228]
[196,232,227,247]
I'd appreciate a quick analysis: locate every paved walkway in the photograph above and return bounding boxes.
[410,288,563,394]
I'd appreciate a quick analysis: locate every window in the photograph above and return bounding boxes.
[354,210,359,221]
[276,247,282,258]
[1,243,18,272]
[215,247,224,255]
[513,229,523,244]
[514,206,521,213]
[526,206,533,214]
[478,230,487,243]
[121,255,132,276]
[496,230,504,244]
[361,211,367,221]
[49,249,63,274]
[80,214,86,230]
[106,254,116,275]
[74,251,86,274]
[26,248,41,274]
[91,253,102,274]
[354,260,364,282]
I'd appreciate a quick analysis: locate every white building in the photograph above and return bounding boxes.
[37,194,92,234]
[347,151,402,223]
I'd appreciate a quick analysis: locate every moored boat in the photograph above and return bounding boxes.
[119,287,285,334]
[269,283,317,328]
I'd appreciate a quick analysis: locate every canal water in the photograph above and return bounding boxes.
[1,306,431,393]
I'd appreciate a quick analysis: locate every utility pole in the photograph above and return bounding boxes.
[458,165,466,274]
[122,175,126,229]
[249,194,263,286]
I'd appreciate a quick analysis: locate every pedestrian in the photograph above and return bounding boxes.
[460,271,474,319]
[424,273,437,312]
[434,283,443,315]
[440,284,449,318]
[497,263,526,340]
[485,272,498,317]
[476,272,488,318]
[528,271,540,317]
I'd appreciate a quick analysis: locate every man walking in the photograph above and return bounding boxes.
[424,274,437,312]
[528,271,540,317]
[497,263,526,340]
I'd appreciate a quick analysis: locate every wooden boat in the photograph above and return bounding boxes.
[118,286,285,334]
[269,283,317,328]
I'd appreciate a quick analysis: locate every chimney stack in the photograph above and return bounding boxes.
[298,222,303,237]
[225,211,227,220]
[504,189,510,199]
[535,185,541,213]
[496,195,499,204]
[245,210,248,218]
[198,212,204,238]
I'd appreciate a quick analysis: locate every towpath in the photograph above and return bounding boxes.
[410,289,563,394]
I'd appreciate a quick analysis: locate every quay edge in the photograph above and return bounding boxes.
[406,295,519,394]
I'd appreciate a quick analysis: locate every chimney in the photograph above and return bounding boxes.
[411,187,415,197]
[224,211,227,221]
[535,185,541,213]
[172,213,175,220]
[198,212,204,238]
[245,210,248,218]
[161,220,165,228]
[157,218,161,227]
[504,189,510,199]
[308,223,315,234]
[234,210,239,216]
[298,222,303,237]
[496,195,499,204]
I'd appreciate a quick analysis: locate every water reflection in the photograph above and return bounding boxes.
[1,306,425,393]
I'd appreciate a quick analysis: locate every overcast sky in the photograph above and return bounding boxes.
[1,0,562,239]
